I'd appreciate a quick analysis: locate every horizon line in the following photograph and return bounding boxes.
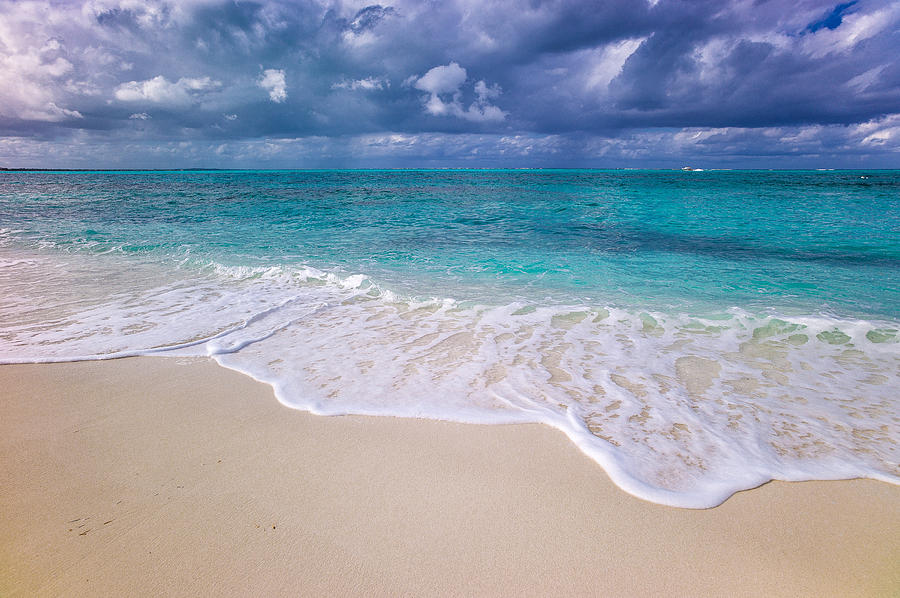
[2,167,896,173]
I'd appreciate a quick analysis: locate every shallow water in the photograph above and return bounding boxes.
[1,169,897,507]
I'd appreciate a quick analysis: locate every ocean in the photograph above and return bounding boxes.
[1,169,897,507]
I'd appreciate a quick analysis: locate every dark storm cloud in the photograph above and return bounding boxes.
[599,0,900,130]
[0,0,898,167]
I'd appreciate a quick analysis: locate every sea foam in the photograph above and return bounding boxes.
[2,247,896,508]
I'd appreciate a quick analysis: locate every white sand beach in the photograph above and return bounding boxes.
[1,357,898,597]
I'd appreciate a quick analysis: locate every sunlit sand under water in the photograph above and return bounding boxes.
[1,169,897,507]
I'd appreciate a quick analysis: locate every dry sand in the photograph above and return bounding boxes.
[1,357,898,597]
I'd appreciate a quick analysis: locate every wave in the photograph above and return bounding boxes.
[1,248,897,508]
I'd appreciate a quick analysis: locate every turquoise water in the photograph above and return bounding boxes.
[1,169,897,507]
[6,169,898,315]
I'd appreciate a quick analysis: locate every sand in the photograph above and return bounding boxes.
[1,357,898,597]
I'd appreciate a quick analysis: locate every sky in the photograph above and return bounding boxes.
[1,0,898,169]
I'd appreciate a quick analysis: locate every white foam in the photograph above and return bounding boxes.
[1,246,897,508]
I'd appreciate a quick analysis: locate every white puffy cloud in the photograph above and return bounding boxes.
[414,62,467,96]
[129,112,150,119]
[114,75,220,105]
[462,80,506,122]
[413,62,506,122]
[258,68,286,103]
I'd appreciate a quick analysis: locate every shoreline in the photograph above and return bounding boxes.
[2,357,898,596]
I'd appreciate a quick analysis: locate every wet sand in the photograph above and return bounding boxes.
[1,357,898,596]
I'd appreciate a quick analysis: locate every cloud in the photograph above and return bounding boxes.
[0,13,82,122]
[414,62,468,97]
[4,114,899,170]
[465,80,506,122]
[856,113,900,146]
[115,76,221,105]
[584,38,645,91]
[341,4,395,47]
[18,103,83,122]
[414,62,506,122]
[0,0,898,166]
[801,4,899,58]
[129,112,150,119]
[332,76,389,91]
[258,69,286,103]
